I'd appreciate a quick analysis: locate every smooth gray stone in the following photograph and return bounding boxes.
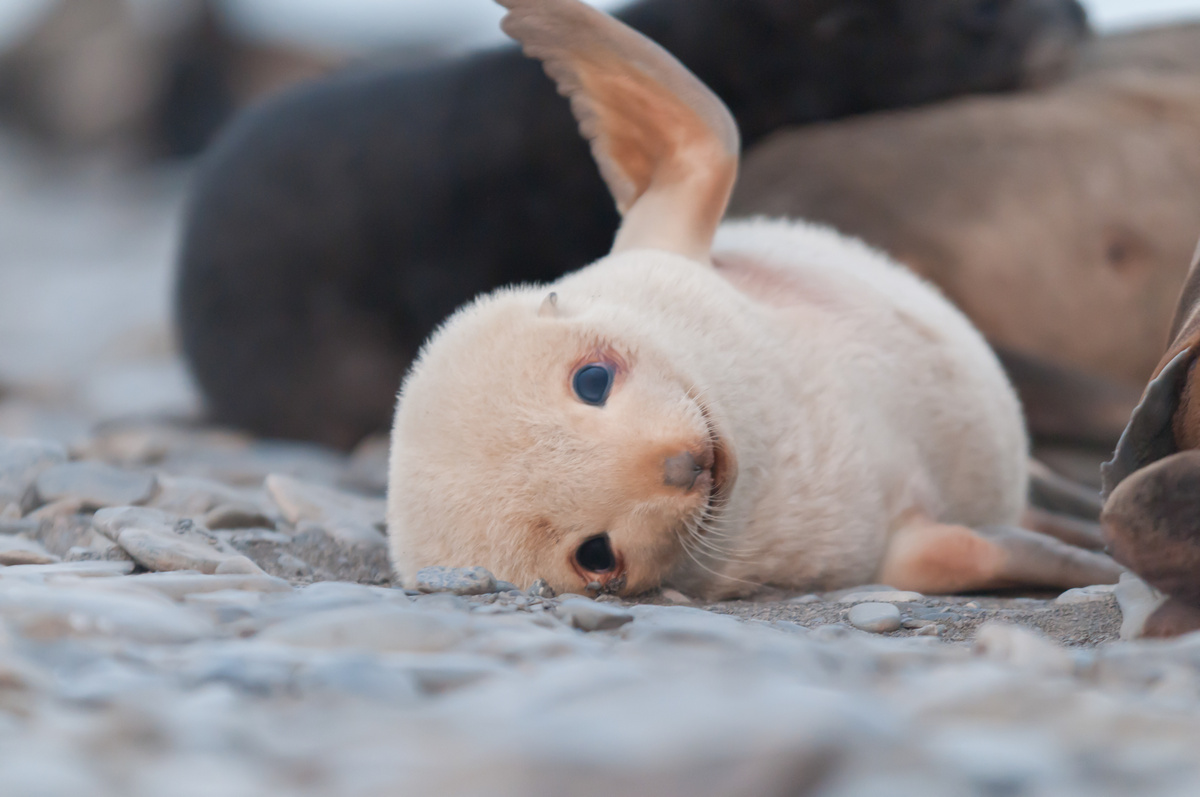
[265,473,386,528]
[415,566,498,596]
[62,528,134,563]
[125,572,293,600]
[0,535,57,565]
[274,553,314,579]
[257,603,472,653]
[202,502,276,530]
[33,462,156,510]
[846,603,903,634]
[295,519,387,552]
[1114,572,1168,641]
[0,581,214,643]
[149,475,269,517]
[837,590,924,605]
[0,560,135,579]
[555,598,635,632]
[1055,584,1117,605]
[94,506,264,575]
[0,438,67,504]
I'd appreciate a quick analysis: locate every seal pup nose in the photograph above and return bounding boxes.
[664,451,704,491]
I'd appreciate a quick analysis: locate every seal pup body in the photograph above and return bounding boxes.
[387,0,1118,599]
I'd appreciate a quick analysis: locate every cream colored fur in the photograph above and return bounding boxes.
[387,216,1027,598]
[385,0,1029,599]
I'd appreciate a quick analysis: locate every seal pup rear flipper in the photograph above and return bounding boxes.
[497,0,739,263]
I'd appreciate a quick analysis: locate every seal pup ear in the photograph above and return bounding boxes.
[538,292,560,318]
[496,0,740,263]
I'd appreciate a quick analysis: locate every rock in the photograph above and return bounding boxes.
[846,602,903,633]
[0,581,213,643]
[1114,572,1169,641]
[0,438,67,504]
[910,608,962,623]
[126,572,292,600]
[25,498,86,522]
[415,566,499,596]
[257,603,472,652]
[789,594,821,604]
[94,506,264,575]
[0,535,57,565]
[837,590,924,605]
[914,624,943,637]
[295,519,386,552]
[274,553,314,579]
[32,462,156,510]
[202,503,276,530]
[528,579,556,599]
[973,623,1076,675]
[660,588,694,605]
[265,473,385,529]
[149,475,268,517]
[1055,584,1117,605]
[61,528,133,563]
[555,597,635,632]
[0,560,134,579]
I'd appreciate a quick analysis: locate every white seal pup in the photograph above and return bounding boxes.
[386,0,1120,599]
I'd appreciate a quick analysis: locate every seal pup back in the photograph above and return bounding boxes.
[386,0,1119,599]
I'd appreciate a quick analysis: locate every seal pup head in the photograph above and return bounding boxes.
[386,0,741,595]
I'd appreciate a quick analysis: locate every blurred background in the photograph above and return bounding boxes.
[0,0,1198,447]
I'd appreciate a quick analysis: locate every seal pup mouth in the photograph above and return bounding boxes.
[682,398,737,551]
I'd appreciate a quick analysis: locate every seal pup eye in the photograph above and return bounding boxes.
[575,534,616,574]
[573,363,614,406]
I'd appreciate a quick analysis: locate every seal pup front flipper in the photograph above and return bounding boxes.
[497,0,739,262]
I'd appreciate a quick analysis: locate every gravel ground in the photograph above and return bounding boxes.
[1,136,1195,796]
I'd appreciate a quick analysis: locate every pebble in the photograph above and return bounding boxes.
[0,560,135,579]
[32,461,156,511]
[201,503,276,530]
[1055,584,1117,605]
[528,579,556,599]
[660,588,694,605]
[257,603,472,653]
[274,553,314,579]
[555,598,635,632]
[150,476,266,517]
[94,507,264,576]
[126,572,293,600]
[0,581,213,643]
[265,473,385,529]
[0,438,67,504]
[295,519,387,551]
[973,624,1076,675]
[0,536,58,565]
[837,590,924,605]
[415,566,499,596]
[846,602,903,634]
[1114,572,1168,641]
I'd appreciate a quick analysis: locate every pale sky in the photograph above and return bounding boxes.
[0,0,1198,55]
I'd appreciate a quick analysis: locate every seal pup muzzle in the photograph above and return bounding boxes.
[386,0,1120,599]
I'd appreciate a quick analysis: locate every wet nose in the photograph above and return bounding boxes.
[663,451,703,491]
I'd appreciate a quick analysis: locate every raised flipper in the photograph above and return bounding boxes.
[877,515,1122,594]
[496,0,739,263]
